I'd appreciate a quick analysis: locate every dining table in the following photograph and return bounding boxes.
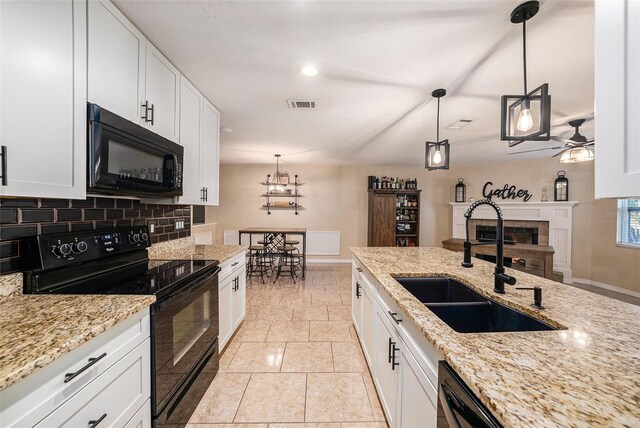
[238,227,307,279]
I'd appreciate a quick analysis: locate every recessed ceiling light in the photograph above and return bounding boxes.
[300,65,318,77]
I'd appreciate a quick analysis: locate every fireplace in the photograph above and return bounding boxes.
[476,225,539,245]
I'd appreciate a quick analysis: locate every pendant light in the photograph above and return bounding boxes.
[500,1,551,146]
[425,89,450,171]
[268,154,289,193]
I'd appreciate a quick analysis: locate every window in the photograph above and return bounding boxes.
[617,199,640,247]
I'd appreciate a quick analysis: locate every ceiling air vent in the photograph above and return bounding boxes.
[287,100,316,109]
[446,119,473,130]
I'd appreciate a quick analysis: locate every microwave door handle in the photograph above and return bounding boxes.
[163,154,178,189]
[439,384,463,428]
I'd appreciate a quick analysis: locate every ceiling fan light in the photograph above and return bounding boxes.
[560,146,594,163]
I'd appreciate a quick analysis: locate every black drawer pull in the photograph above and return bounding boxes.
[231,261,240,267]
[88,413,107,428]
[0,145,7,186]
[391,341,400,370]
[64,353,107,383]
[355,282,361,298]
[356,267,363,272]
[388,311,402,324]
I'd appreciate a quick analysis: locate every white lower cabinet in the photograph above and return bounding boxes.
[351,265,363,334]
[351,260,441,428]
[0,309,151,428]
[218,253,247,351]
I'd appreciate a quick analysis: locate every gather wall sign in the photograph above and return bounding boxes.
[482,181,533,202]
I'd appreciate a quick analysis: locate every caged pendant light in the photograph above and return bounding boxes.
[425,89,450,171]
[500,1,551,146]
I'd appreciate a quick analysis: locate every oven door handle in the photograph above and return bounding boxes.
[439,383,463,428]
[154,266,220,310]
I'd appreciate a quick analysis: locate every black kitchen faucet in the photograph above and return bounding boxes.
[461,198,517,294]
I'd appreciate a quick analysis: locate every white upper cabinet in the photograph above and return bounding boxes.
[595,0,640,198]
[201,99,221,206]
[88,0,145,125]
[178,76,204,205]
[144,42,181,142]
[0,0,86,199]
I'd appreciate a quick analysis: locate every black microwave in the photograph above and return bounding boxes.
[87,103,183,198]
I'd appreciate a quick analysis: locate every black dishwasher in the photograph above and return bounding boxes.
[437,361,502,428]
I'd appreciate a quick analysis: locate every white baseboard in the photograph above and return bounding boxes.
[572,277,640,299]
[307,258,352,264]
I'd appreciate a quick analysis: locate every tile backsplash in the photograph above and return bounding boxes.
[0,197,191,274]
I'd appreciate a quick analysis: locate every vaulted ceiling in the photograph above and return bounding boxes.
[114,0,594,166]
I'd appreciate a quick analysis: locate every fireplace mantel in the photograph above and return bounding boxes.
[449,201,578,283]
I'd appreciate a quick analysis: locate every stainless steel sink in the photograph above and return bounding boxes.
[394,277,557,333]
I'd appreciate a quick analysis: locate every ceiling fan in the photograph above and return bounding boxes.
[509,118,595,163]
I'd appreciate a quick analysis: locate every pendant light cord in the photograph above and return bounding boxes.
[522,19,528,95]
[436,96,440,142]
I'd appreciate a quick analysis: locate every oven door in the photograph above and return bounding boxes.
[88,115,183,197]
[151,267,220,418]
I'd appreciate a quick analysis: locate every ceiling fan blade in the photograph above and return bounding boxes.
[587,139,595,143]
[509,146,563,155]
[550,136,574,145]
[584,142,595,147]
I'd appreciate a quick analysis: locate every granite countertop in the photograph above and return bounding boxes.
[0,291,154,392]
[350,247,640,428]
[147,239,248,264]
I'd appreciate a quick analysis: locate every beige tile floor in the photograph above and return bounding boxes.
[187,263,388,428]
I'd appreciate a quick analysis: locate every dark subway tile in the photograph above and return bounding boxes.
[106,209,124,220]
[95,198,115,208]
[115,219,132,228]
[20,209,54,223]
[0,258,23,275]
[40,199,70,208]
[132,218,146,226]
[178,231,188,239]
[115,199,133,209]
[165,224,175,233]
[169,232,179,240]
[56,209,82,222]
[70,222,94,232]
[84,209,105,221]
[71,198,95,208]
[0,208,18,224]
[0,241,19,258]
[159,218,170,226]
[131,199,142,208]
[139,209,153,218]
[152,210,165,217]
[158,235,169,242]
[151,235,159,244]
[0,225,37,240]
[153,226,164,235]
[95,221,116,230]
[124,209,140,218]
[163,210,175,217]
[39,223,70,235]
[0,198,38,208]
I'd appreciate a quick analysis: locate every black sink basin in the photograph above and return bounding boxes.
[426,301,556,333]
[394,276,557,333]
[395,277,487,303]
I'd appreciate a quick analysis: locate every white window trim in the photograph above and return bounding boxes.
[616,199,640,249]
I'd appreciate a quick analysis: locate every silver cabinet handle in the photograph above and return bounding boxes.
[64,353,107,383]
[88,413,107,428]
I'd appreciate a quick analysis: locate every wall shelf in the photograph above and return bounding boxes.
[262,174,303,215]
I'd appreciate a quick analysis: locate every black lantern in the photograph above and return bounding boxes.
[425,89,450,170]
[500,1,551,146]
[455,178,466,202]
[554,170,569,201]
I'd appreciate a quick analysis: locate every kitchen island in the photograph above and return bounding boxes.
[351,246,640,427]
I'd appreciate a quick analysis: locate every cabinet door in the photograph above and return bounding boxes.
[595,0,640,198]
[218,276,233,351]
[144,42,180,142]
[0,0,86,199]
[361,280,376,368]
[398,340,437,428]
[177,76,203,204]
[368,193,396,246]
[374,308,398,427]
[351,268,363,335]
[124,399,151,428]
[201,99,221,206]
[232,267,247,329]
[87,0,145,125]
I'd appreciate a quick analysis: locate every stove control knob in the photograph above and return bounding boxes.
[72,241,88,254]
[129,233,140,243]
[53,243,72,257]
[141,232,149,242]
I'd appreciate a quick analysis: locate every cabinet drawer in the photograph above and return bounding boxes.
[124,399,151,428]
[219,252,245,282]
[35,338,150,428]
[1,309,150,427]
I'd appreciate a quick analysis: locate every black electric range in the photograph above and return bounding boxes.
[22,226,220,428]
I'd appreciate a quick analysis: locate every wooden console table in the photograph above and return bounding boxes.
[442,238,555,280]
